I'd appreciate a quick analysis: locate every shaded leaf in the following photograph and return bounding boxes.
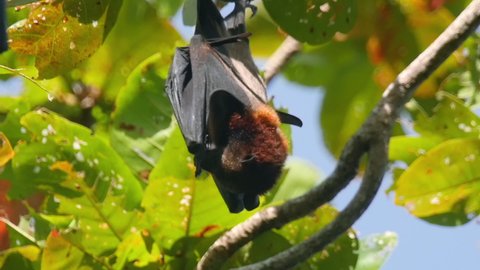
[63,0,110,24]
[81,0,182,102]
[110,54,174,176]
[263,0,357,44]
[6,0,39,8]
[264,158,320,204]
[277,205,359,269]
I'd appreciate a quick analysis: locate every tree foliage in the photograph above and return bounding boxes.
[0,0,477,269]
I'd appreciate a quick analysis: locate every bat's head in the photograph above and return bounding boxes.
[218,105,288,194]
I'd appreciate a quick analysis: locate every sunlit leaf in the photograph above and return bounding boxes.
[395,138,480,225]
[9,110,143,210]
[389,136,442,165]
[142,127,255,255]
[41,231,93,270]
[0,245,40,270]
[356,232,398,270]
[0,132,15,166]
[113,231,162,270]
[264,0,357,44]
[7,1,113,79]
[147,0,183,18]
[247,5,285,57]
[414,92,480,139]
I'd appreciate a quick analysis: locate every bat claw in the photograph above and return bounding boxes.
[246,2,257,17]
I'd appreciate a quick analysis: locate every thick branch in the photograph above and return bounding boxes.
[263,36,302,85]
[197,1,480,269]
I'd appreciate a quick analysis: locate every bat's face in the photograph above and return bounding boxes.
[209,104,288,195]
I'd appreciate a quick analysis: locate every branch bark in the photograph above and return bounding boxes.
[197,1,480,269]
[263,36,302,85]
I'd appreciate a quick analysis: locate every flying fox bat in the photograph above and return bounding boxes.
[166,0,302,213]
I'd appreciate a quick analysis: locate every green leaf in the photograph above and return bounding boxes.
[0,132,15,166]
[10,110,143,210]
[414,93,480,139]
[264,158,320,204]
[81,0,182,102]
[263,0,357,44]
[113,232,162,270]
[110,54,174,176]
[238,231,292,266]
[7,1,113,79]
[0,101,31,146]
[389,136,442,165]
[6,0,39,7]
[55,193,140,256]
[41,231,98,270]
[247,5,285,57]
[277,205,359,269]
[284,40,380,157]
[147,0,184,18]
[356,232,398,270]
[63,0,110,24]
[394,138,480,226]
[0,245,40,270]
[142,126,256,254]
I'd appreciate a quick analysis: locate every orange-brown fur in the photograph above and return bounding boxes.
[218,105,288,194]
[226,105,288,167]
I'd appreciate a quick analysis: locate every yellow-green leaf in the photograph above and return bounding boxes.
[395,138,480,225]
[8,2,107,78]
[0,132,14,166]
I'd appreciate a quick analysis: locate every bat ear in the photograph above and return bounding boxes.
[277,111,303,127]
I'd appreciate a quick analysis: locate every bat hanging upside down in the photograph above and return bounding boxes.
[166,0,302,213]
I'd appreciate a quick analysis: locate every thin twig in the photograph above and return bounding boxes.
[263,36,302,85]
[197,1,480,269]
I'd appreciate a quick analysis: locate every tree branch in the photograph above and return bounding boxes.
[263,36,302,85]
[197,1,480,269]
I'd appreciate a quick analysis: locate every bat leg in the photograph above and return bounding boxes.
[243,194,259,211]
[246,1,257,17]
[218,185,245,213]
